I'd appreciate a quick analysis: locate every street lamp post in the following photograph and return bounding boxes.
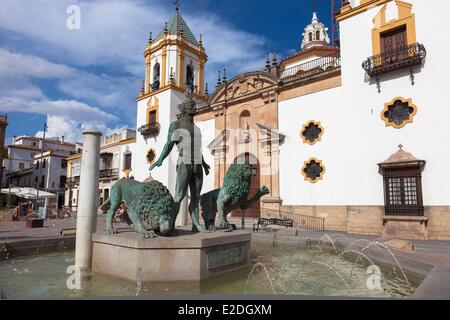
[35,122,47,218]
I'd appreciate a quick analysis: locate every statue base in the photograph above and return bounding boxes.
[91,229,251,282]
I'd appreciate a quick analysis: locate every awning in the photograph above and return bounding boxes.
[0,187,57,200]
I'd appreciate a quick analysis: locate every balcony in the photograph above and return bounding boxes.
[138,122,160,138]
[280,53,341,82]
[99,169,119,179]
[362,43,426,78]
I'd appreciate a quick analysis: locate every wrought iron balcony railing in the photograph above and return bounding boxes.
[362,43,426,77]
[99,169,119,179]
[280,52,341,81]
[138,122,160,138]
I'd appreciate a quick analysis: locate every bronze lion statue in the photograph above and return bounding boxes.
[101,178,176,238]
[200,163,269,230]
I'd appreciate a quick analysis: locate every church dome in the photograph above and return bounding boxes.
[301,12,330,50]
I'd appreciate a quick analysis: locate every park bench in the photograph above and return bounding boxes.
[253,218,293,232]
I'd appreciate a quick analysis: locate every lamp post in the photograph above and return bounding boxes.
[35,122,47,217]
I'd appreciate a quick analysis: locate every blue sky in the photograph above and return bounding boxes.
[0,0,332,144]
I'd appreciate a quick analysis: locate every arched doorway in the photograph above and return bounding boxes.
[231,153,261,218]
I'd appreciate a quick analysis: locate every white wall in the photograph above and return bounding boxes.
[279,86,345,206]
[339,0,450,206]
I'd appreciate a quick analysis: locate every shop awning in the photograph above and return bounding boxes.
[0,187,57,200]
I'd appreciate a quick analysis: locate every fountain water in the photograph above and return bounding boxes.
[318,234,337,252]
[361,241,409,284]
[135,267,142,296]
[245,262,275,294]
[310,260,351,291]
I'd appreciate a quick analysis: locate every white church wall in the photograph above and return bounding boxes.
[278,86,345,206]
[339,0,450,206]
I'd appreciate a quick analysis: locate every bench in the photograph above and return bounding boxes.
[253,218,293,232]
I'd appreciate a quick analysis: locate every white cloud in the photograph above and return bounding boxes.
[0,98,116,122]
[0,0,269,141]
[0,0,267,87]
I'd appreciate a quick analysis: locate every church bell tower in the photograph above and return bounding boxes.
[134,5,208,188]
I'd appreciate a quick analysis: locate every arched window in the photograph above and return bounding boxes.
[316,30,320,40]
[152,63,160,90]
[186,65,194,92]
[309,32,313,42]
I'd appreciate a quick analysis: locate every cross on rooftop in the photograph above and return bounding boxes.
[174,0,180,11]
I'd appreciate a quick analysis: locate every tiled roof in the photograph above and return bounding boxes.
[154,11,198,46]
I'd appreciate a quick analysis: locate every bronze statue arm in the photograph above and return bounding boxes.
[149,123,177,171]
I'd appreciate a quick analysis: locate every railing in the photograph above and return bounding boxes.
[99,169,119,179]
[362,42,426,77]
[67,176,80,184]
[280,53,341,81]
[261,208,325,232]
[138,122,160,137]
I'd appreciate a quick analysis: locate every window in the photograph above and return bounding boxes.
[380,25,407,54]
[40,175,45,188]
[19,162,25,170]
[59,175,67,188]
[146,149,156,164]
[42,159,46,168]
[302,158,326,183]
[316,30,320,40]
[380,164,425,216]
[151,63,160,90]
[186,65,194,92]
[35,161,39,169]
[308,32,312,42]
[381,97,417,129]
[124,153,132,170]
[301,121,324,145]
[148,110,157,124]
[61,159,68,169]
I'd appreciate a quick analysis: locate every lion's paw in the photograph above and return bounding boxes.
[141,230,157,238]
[107,227,118,235]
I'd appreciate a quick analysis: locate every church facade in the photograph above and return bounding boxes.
[133,0,450,240]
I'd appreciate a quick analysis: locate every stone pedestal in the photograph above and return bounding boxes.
[91,230,251,282]
[382,216,429,240]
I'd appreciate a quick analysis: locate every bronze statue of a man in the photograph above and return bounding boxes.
[149,99,210,232]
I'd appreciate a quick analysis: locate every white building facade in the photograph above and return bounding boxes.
[132,1,450,240]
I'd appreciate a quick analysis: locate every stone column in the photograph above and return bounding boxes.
[75,131,102,271]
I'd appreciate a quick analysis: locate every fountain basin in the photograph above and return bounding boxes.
[92,230,251,282]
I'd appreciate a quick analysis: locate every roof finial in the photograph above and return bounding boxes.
[140,80,145,95]
[174,0,180,11]
[199,34,203,46]
[398,143,403,150]
[216,70,222,87]
[222,68,227,82]
[272,49,278,66]
[148,32,153,44]
[265,52,271,69]
[164,22,168,34]
[205,82,209,96]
